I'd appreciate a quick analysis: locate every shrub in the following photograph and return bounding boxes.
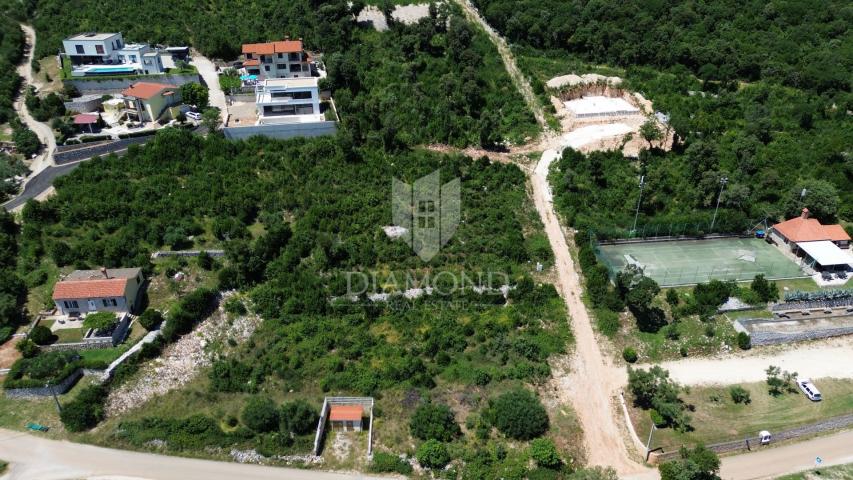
[416,439,450,469]
[16,338,39,358]
[736,332,751,350]
[488,389,549,440]
[242,396,279,432]
[595,309,620,337]
[223,297,247,316]
[530,437,562,469]
[197,250,214,270]
[279,399,318,435]
[649,409,666,427]
[137,309,164,331]
[369,452,413,474]
[83,312,116,331]
[665,289,679,307]
[622,347,638,363]
[161,288,217,341]
[60,385,107,431]
[29,325,54,345]
[729,386,751,404]
[210,359,255,393]
[410,402,461,442]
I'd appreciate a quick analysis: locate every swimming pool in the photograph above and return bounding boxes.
[86,66,138,74]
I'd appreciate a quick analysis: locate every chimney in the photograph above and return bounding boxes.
[100,267,110,279]
[801,208,810,219]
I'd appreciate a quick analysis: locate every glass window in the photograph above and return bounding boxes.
[75,45,84,54]
[72,300,79,309]
[102,299,109,307]
[264,65,270,71]
[95,44,105,54]
[111,299,118,307]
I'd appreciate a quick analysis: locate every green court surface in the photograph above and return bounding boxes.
[596,237,806,286]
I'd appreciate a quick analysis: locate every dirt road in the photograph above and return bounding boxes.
[14,23,55,175]
[719,429,853,479]
[189,53,228,125]
[646,337,853,386]
[0,428,390,480]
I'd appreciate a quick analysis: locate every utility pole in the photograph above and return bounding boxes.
[46,381,61,414]
[632,175,645,236]
[710,176,728,232]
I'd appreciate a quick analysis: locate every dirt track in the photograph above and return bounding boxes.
[14,24,55,174]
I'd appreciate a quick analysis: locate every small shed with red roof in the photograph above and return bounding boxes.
[73,113,101,133]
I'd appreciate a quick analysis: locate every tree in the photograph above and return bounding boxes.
[409,402,461,442]
[488,389,549,440]
[28,324,54,345]
[750,274,777,303]
[530,437,562,469]
[201,108,222,134]
[736,332,751,350]
[242,396,280,432]
[765,365,797,396]
[416,439,450,469]
[729,386,750,404]
[83,312,116,331]
[627,366,691,431]
[658,445,720,480]
[60,385,107,432]
[137,309,164,331]
[783,179,840,223]
[180,82,209,110]
[279,399,318,435]
[639,118,662,148]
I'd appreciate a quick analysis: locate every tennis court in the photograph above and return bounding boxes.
[596,237,806,286]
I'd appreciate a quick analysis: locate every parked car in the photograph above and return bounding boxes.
[797,378,822,401]
[186,111,202,121]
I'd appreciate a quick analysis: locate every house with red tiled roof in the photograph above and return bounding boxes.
[53,267,144,316]
[72,113,101,134]
[769,208,853,271]
[241,38,313,80]
[120,82,182,122]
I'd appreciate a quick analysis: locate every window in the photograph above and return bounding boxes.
[277,63,287,70]
[289,52,300,61]
[118,55,125,62]
[129,55,137,62]
[111,299,118,307]
[277,53,283,59]
[246,53,254,59]
[271,91,311,100]
[71,300,79,309]
[75,44,84,54]
[95,44,104,54]
[264,65,270,72]
[102,299,110,307]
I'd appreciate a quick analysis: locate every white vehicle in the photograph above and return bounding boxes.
[186,111,202,121]
[759,430,772,445]
[797,378,822,401]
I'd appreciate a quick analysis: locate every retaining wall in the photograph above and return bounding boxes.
[4,368,83,398]
[64,73,200,94]
[151,249,225,259]
[223,121,337,141]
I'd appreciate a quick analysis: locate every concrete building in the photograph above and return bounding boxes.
[62,32,166,77]
[769,208,852,272]
[62,32,125,65]
[255,77,323,125]
[52,268,144,316]
[242,39,313,80]
[120,82,182,122]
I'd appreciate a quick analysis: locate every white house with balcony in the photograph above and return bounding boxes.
[255,77,323,125]
[242,39,313,80]
[62,32,166,77]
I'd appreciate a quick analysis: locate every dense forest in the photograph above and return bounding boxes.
[472,0,852,93]
[25,0,536,146]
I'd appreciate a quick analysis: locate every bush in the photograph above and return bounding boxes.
[60,385,107,432]
[530,437,561,469]
[410,402,461,442]
[210,359,255,393]
[242,396,279,433]
[649,409,666,427]
[279,399,318,435]
[736,332,751,350]
[223,297,247,316]
[161,288,217,341]
[29,325,54,345]
[488,389,549,440]
[16,339,39,358]
[729,386,751,404]
[665,289,679,307]
[0,326,13,345]
[595,309,620,337]
[622,347,638,363]
[83,312,116,331]
[416,439,450,469]
[369,452,413,474]
[137,309,164,331]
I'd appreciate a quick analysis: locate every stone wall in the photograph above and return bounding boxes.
[4,368,83,398]
[735,317,853,346]
[64,73,200,94]
[223,121,337,141]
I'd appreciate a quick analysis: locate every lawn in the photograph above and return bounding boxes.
[79,345,129,366]
[0,375,100,439]
[777,462,853,479]
[629,378,853,450]
[52,327,85,344]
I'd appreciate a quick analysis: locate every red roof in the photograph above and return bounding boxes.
[242,40,303,55]
[243,59,260,67]
[772,209,851,243]
[53,278,128,300]
[73,113,99,124]
[329,405,363,422]
[121,82,177,100]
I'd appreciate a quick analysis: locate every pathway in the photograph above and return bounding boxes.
[189,53,228,125]
[0,428,391,480]
[13,24,55,175]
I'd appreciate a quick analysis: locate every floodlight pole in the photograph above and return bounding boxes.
[710,176,728,233]
[632,176,645,235]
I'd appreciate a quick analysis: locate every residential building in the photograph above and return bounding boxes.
[53,268,144,316]
[120,82,182,122]
[62,32,166,77]
[328,405,364,432]
[62,32,125,65]
[769,208,853,271]
[255,77,323,125]
[242,39,313,80]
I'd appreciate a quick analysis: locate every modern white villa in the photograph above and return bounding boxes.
[255,77,323,125]
[242,39,313,80]
[62,32,168,77]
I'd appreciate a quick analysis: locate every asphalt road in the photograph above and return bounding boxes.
[2,162,80,211]
[0,428,391,480]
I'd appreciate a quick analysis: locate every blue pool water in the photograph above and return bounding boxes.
[87,66,137,74]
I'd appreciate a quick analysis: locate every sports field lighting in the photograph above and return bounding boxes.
[710,176,728,232]
[632,175,645,235]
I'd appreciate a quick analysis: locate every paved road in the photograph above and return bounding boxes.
[2,162,79,210]
[190,53,228,125]
[0,428,391,480]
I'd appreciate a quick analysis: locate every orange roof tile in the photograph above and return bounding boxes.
[242,40,303,55]
[772,210,850,243]
[121,82,177,100]
[243,59,260,67]
[72,113,99,124]
[53,278,128,300]
[329,405,363,422]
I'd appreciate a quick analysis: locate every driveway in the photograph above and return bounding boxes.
[0,428,392,480]
[189,53,228,125]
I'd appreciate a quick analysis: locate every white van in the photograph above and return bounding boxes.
[797,378,822,401]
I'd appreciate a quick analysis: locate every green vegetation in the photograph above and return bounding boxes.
[766,365,798,397]
[3,350,79,389]
[59,384,107,432]
[777,463,853,480]
[728,385,751,405]
[658,445,720,480]
[627,366,690,432]
[486,389,549,440]
[137,309,163,331]
[179,82,209,110]
[409,402,461,442]
[83,312,116,331]
[416,438,450,469]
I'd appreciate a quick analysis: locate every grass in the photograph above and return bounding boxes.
[79,345,129,366]
[776,462,853,479]
[0,374,99,439]
[52,327,85,344]
[35,56,64,93]
[629,378,853,450]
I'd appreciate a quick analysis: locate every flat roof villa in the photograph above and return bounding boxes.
[228,77,324,127]
[62,32,169,77]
